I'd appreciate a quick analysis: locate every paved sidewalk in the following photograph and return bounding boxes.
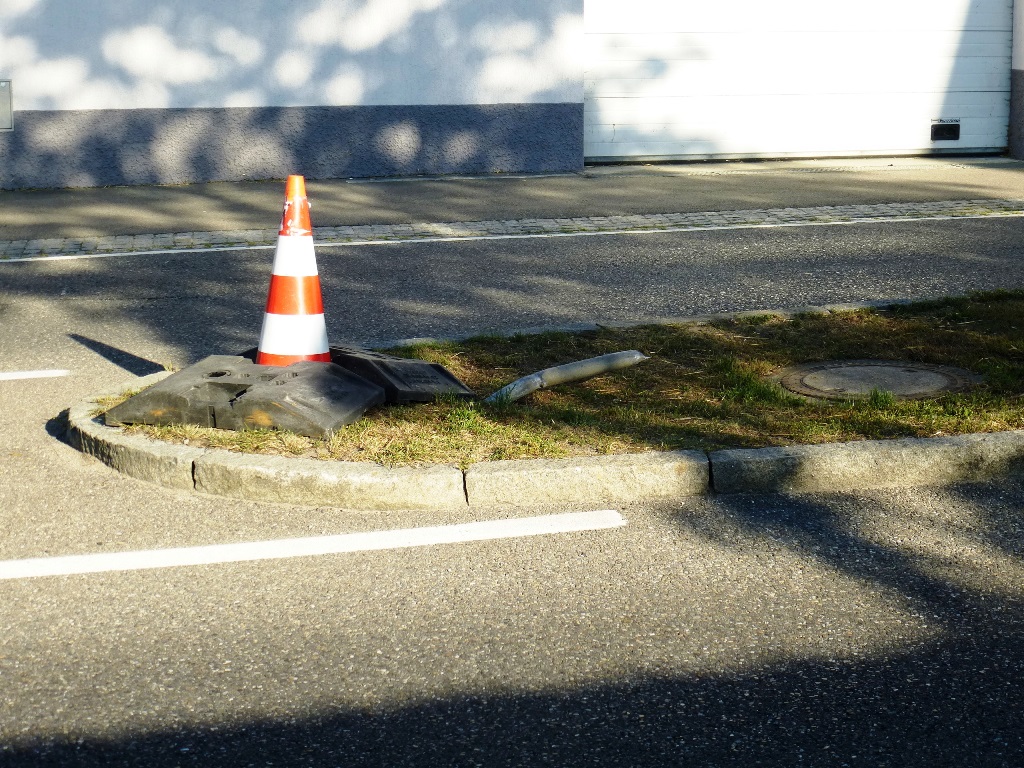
[4,156,1024,246]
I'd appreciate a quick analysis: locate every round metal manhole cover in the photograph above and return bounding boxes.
[777,359,982,401]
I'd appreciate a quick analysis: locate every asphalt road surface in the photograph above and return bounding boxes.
[2,218,1023,766]
[2,217,1024,368]
[2,484,1023,766]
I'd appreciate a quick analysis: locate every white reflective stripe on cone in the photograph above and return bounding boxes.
[257,313,330,355]
[270,235,319,277]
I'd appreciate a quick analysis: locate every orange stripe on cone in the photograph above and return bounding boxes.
[257,350,331,366]
[264,275,324,315]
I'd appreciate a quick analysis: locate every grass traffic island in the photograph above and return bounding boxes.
[112,291,1024,469]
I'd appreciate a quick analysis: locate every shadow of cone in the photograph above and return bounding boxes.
[256,175,331,366]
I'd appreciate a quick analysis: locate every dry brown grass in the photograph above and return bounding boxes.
[123,291,1024,467]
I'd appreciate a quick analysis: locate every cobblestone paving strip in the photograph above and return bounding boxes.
[3,198,1024,262]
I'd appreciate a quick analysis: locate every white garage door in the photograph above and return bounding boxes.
[584,1,1013,160]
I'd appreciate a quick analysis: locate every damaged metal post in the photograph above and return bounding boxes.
[484,350,649,403]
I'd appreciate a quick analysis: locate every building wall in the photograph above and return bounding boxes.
[0,0,584,189]
[1011,0,1024,157]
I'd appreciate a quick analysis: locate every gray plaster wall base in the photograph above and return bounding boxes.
[711,431,1024,495]
[0,103,583,190]
[192,452,467,510]
[464,451,710,507]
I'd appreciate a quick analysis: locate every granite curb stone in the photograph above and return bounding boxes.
[710,431,1024,495]
[67,364,1024,510]
[67,371,206,492]
[192,451,467,510]
[464,451,710,507]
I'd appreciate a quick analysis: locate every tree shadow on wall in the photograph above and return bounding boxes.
[0,103,584,190]
[0,0,584,190]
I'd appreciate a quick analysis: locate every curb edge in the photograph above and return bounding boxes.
[67,374,1024,510]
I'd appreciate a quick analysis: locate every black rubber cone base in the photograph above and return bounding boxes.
[105,355,385,437]
[237,345,475,403]
[328,345,474,403]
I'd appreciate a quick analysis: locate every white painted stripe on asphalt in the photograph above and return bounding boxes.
[3,211,1024,264]
[0,510,626,580]
[0,244,275,264]
[0,369,71,381]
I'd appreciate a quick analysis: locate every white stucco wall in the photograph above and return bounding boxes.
[0,0,583,111]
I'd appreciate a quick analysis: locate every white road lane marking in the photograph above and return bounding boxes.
[0,244,274,264]
[1,211,1021,264]
[0,369,71,381]
[0,510,626,580]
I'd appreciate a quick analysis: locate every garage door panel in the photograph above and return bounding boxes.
[589,108,1011,140]
[585,128,1008,158]
[585,93,1008,156]
[585,93,1009,129]
[586,65,1009,100]
[586,1,1010,34]
[584,0,1012,158]
[585,31,1012,63]
[584,121,1009,149]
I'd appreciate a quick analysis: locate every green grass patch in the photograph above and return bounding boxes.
[123,290,1024,468]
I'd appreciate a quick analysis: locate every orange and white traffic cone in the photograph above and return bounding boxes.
[256,175,331,366]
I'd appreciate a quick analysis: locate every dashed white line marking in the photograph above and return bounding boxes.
[0,510,626,580]
[0,369,71,381]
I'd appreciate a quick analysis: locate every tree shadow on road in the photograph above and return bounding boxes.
[4,480,1022,767]
[68,334,165,377]
[3,218,1024,373]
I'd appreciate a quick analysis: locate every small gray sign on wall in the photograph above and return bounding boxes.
[0,81,11,131]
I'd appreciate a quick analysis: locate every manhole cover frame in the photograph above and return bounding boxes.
[776,359,983,401]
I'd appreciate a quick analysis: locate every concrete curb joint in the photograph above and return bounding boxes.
[67,372,1024,511]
